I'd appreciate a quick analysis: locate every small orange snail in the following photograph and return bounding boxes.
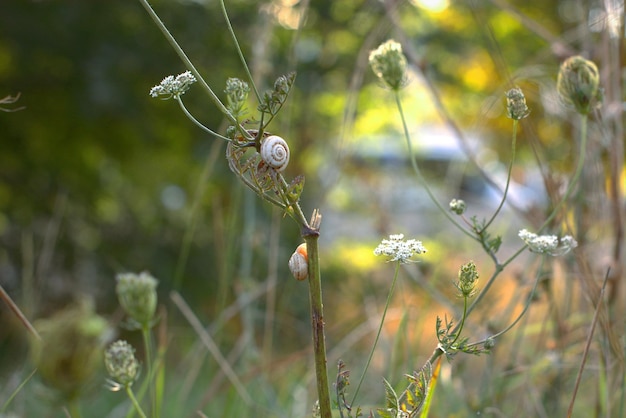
[260,135,290,172]
[288,243,308,281]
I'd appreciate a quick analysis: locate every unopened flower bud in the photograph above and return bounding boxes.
[484,337,495,350]
[505,87,530,120]
[455,261,479,298]
[449,198,467,215]
[369,40,408,91]
[556,56,602,115]
[225,78,250,117]
[116,272,158,328]
[105,340,140,387]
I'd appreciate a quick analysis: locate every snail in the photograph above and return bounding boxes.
[288,243,308,281]
[260,135,290,172]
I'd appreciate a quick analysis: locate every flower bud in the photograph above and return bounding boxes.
[225,78,250,117]
[105,340,140,387]
[556,55,602,115]
[369,40,408,91]
[505,87,530,120]
[116,272,158,328]
[449,198,467,215]
[455,261,479,298]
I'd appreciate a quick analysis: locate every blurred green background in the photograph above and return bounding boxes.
[1,0,622,416]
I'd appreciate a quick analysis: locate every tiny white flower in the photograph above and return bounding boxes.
[518,229,577,256]
[374,233,427,263]
[149,71,197,99]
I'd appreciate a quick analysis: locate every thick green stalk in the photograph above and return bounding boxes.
[303,233,332,418]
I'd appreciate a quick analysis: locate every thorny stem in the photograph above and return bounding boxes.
[351,261,400,406]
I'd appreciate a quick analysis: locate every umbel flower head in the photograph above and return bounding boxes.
[149,71,197,99]
[374,234,427,263]
[505,87,530,120]
[369,40,409,91]
[105,340,140,388]
[518,229,578,256]
[556,55,602,115]
[116,271,158,328]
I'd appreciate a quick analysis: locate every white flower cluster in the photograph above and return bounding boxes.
[518,229,578,256]
[374,234,427,263]
[149,71,197,99]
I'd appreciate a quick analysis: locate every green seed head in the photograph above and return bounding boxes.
[505,87,530,120]
[556,55,602,115]
[105,340,140,387]
[116,272,158,328]
[369,40,409,91]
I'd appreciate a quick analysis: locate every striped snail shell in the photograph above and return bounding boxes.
[288,243,308,281]
[260,135,290,172]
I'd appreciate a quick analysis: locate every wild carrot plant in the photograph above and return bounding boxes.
[2,2,623,418]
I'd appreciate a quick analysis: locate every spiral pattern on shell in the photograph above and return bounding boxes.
[260,135,290,172]
[288,243,308,281]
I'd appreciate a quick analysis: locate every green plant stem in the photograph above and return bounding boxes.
[66,400,82,418]
[448,295,469,348]
[465,114,589,326]
[136,0,244,133]
[303,233,332,418]
[218,0,261,103]
[351,261,400,406]
[176,98,232,141]
[481,119,518,232]
[538,114,588,233]
[468,258,544,348]
[126,385,148,418]
[142,326,157,418]
[393,93,476,241]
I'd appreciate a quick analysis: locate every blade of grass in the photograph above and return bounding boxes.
[170,291,253,406]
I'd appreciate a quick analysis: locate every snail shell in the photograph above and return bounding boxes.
[288,243,308,281]
[260,135,290,172]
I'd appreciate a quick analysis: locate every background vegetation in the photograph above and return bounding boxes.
[1,0,624,417]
